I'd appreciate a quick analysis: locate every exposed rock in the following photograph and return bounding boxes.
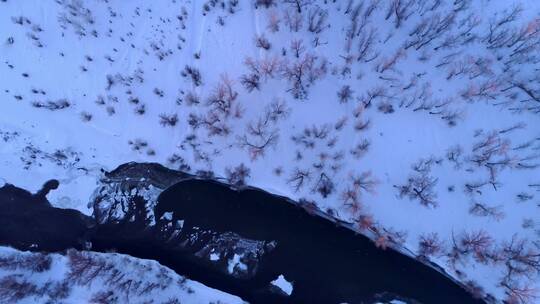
[92,162,190,224]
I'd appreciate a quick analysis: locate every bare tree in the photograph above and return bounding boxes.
[395,157,439,207]
[0,275,38,302]
[292,124,331,149]
[452,230,494,264]
[207,75,239,118]
[507,81,540,114]
[341,187,362,215]
[90,291,117,304]
[464,280,486,300]
[307,6,328,34]
[406,12,456,50]
[265,99,291,122]
[267,9,280,31]
[358,86,386,108]
[418,232,444,258]
[375,233,390,250]
[382,227,408,246]
[349,171,378,194]
[497,235,540,304]
[500,236,540,283]
[288,168,311,192]
[376,49,406,73]
[313,173,334,197]
[67,250,114,286]
[283,8,303,32]
[225,163,251,186]
[484,4,523,49]
[237,103,285,160]
[503,283,537,304]
[241,56,281,92]
[435,13,481,51]
[282,0,313,13]
[385,0,416,29]
[466,130,517,189]
[255,0,276,9]
[469,202,504,221]
[356,214,375,230]
[290,39,305,58]
[0,253,52,273]
[188,75,241,137]
[446,145,463,169]
[460,78,501,102]
[240,73,260,92]
[350,139,370,159]
[337,85,353,103]
[357,27,378,62]
[281,53,327,99]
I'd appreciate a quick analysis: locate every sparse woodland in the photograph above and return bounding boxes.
[1,0,539,302]
[0,247,243,304]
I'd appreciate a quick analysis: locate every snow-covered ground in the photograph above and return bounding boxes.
[0,246,245,303]
[1,0,539,302]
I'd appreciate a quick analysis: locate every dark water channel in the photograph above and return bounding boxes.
[0,178,485,304]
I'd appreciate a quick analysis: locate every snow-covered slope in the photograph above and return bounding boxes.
[1,0,539,302]
[0,246,245,303]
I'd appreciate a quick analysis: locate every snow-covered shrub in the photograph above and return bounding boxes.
[255,35,271,50]
[181,65,202,87]
[80,111,93,122]
[159,114,178,127]
[31,99,70,110]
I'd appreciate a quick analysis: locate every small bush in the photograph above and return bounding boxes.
[255,35,271,50]
[80,111,93,122]
[159,114,178,127]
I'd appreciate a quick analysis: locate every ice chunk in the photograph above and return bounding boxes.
[210,252,220,261]
[271,274,293,296]
[161,211,173,221]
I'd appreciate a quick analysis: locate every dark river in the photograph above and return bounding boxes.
[0,176,486,304]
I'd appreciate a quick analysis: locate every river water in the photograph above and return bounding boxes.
[0,178,485,304]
